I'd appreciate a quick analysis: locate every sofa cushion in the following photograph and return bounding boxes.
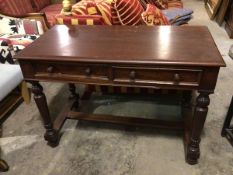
[111,5,121,25]
[0,34,39,54]
[0,64,23,101]
[31,0,51,11]
[168,0,183,9]
[141,4,170,25]
[72,0,112,25]
[112,0,144,25]
[0,39,14,64]
[96,0,112,25]
[40,3,63,27]
[143,0,168,9]
[0,0,34,17]
[72,1,100,15]
[56,14,106,25]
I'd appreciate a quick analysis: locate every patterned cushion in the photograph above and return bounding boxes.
[0,0,34,17]
[31,0,51,11]
[96,0,112,25]
[141,4,170,26]
[138,0,147,10]
[56,14,106,25]
[72,0,112,25]
[0,34,39,52]
[112,0,144,25]
[111,2,121,25]
[72,1,100,15]
[0,15,45,35]
[144,0,168,9]
[0,39,14,64]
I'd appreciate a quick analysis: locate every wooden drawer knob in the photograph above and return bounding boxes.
[47,66,54,73]
[174,73,180,84]
[85,67,91,75]
[129,70,136,80]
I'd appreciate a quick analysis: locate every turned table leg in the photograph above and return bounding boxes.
[186,91,210,165]
[68,83,79,110]
[31,82,59,146]
[221,96,233,136]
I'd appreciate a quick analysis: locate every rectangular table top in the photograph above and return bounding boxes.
[15,25,225,67]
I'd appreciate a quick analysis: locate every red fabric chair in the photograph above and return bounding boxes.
[0,0,63,28]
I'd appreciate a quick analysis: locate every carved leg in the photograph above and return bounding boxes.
[31,82,59,146]
[186,91,210,165]
[68,83,79,110]
[221,96,233,136]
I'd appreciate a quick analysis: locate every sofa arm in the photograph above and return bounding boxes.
[56,14,107,25]
[23,13,50,32]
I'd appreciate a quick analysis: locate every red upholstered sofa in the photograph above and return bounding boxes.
[0,0,63,28]
[56,0,185,26]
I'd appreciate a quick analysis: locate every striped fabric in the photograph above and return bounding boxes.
[141,4,170,25]
[56,14,106,25]
[111,4,121,25]
[40,3,63,27]
[31,0,51,11]
[112,0,144,25]
[72,0,112,25]
[0,0,34,17]
[97,0,112,25]
[72,1,99,15]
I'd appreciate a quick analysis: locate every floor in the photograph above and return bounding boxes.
[1,0,233,174]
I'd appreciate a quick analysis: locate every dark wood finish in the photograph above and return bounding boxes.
[186,91,210,164]
[216,0,230,25]
[0,89,23,124]
[68,83,79,109]
[221,96,233,146]
[30,82,59,146]
[205,0,223,19]
[53,98,75,131]
[68,112,184,129]
[16,26,224,67]
[16,26,225,165]
[225,0,233,38]
[0,89,23,173]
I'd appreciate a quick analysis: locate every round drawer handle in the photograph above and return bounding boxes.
[47,66,54,73]
[129,70,136,80]
[85,67,91,76]
[174,73,180,84]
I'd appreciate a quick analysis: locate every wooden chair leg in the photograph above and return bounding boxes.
[221,96,233,136]
[20,81,31,104]
[0,159,9,172]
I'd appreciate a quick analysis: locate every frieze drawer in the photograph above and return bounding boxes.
[112,67,202,87]
[30,61,109,81]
